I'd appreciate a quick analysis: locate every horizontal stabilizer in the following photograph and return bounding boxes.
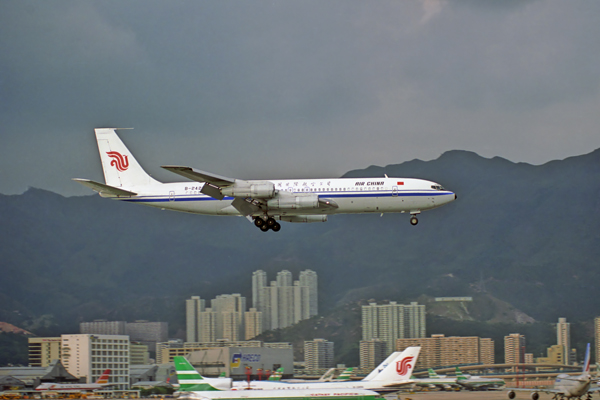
[161,166,236,186]
[73,179,137,196]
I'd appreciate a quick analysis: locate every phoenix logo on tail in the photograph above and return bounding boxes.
[107,151,129,172]
[396,356,414,376]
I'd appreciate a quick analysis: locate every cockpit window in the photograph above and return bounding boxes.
[431,185,445,190]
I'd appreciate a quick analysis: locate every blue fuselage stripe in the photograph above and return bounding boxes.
[120,191,452,203]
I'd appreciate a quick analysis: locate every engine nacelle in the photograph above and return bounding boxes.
[221,182,275,198]
[530,392,539,400]
[267,194,320,209]
[279,215,328,223]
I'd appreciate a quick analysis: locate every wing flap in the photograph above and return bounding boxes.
[161,166,236,186]
[73,179,137,196]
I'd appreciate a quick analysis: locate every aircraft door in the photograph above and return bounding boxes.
[169,191,175,201]
[392,186,398,196]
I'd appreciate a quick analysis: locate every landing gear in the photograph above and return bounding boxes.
[254,216,281,232]
[410,216,419,226]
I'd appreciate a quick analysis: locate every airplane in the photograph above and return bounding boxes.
[174,355,382,400]
[36,369,112,392]
[507,344,600,400]
[410,368,459,391]
[455,367,505,391]
[230,347,420,392]
[73,128,456,232]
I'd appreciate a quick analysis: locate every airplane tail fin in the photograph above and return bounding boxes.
[583,343,591,373]
[370,347,420,382]
[335,367,353,381]
[94,128,160,188]
[268,367,284,381]
[428,368,439,378]
[173,356,221,391]
[362,352,400,382]
[95,369,111,384]
[455,367,467,380]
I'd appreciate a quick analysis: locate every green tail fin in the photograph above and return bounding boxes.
[268,367,284,381]
[173,356,221,391]
[335,367,353,381]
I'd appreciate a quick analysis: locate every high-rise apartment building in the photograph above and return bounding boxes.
[245,308,263,340]
[186,296,206,342]
[359,339,387,371]
[212,294,246,341]
[396,334,494,369]
[304,339,334,370]
[80,321,127,335]
[28,337,62,367]
[299,270,318,317]
[253,269,318,331]
[126,321,168,355]
[362,301,426,354]
[504,333,526,364]
[61,334,130,390]
[186,294,247,342]
[557,317,571,365]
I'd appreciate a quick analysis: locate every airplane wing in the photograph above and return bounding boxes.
[162,165,236,201]
[381,380,415,388]
[73,179,137,196]
[161,166,235,186]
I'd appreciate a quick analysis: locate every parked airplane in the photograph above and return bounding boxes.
[74,129,456,232]
[231,347,420,392]
[174,356,381,400]
[454,367,504,391]
[36,369,112,392]
[507,344,600,400]
[411,368,458,390]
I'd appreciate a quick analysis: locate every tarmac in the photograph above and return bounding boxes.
[385,390,556,400]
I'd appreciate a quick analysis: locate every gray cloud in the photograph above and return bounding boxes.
[1,0,599,195]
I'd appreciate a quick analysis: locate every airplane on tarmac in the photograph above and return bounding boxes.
[507,344,600,400]
[36,369,113,392]
[173,356,381,400]
[74,128,456,232]
[230,347,420,392]
[410,368,459,390]
[454,367,505,390]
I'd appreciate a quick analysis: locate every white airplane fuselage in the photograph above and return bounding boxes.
[103,177,456,218]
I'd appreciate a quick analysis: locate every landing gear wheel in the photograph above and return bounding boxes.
[254,217,265,227]
[266,217,276,227]
[260,224,270,232]
[410,216,419,226]
[272,222,281,232]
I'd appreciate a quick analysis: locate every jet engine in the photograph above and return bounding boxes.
[221,182,275,198]
[279,215,328,223]
[267,194,320,209]
[530,392,539,400]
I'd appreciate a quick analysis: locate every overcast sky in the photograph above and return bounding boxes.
[2,0,599,196]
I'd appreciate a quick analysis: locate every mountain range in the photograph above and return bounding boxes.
[1,148,599,359]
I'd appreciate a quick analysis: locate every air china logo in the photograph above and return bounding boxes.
[396,356,414,376]
[107,151,129,172]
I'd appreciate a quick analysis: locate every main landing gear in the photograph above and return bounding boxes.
[410,215,419,226]
[254,216,281,232]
